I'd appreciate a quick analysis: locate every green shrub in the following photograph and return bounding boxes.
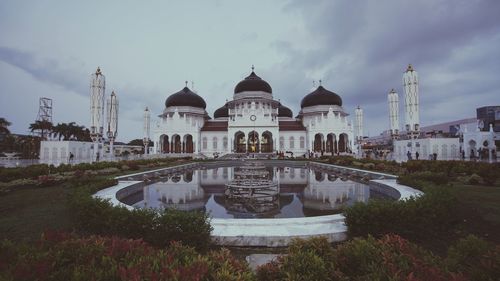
[257,235,467,281]
[69,181,213,252]
[344,187,458,240]
[446,235,500,281]
[398,171,450,190]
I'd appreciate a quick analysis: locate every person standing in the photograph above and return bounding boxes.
[415,151,419,160]
[407,151,412,160]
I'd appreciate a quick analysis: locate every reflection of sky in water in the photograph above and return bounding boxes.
[122,165,391,218]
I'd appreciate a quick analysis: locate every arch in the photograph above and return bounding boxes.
[160,135,170,153]
[314,171,324,182]
[338,133,348,153]
[326,133,337,154]
[234,131,246,153]
[184,134,193,153]
[247,131,259,153]
[314,133,324,152]
[469,139,477,157]
[261,131,273,153]
[184,171,193,182]
[172,134,181,153]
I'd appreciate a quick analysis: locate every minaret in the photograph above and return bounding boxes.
[388,88,399,139]
[106,91,119,158]
[403,64,420,139]
[143,107,150,155]
[90,67,105,161]
[354,106,363,141]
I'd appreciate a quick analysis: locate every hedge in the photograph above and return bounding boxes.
[257,234,500,281]
[343,187,459,241]
[0,232,254,281]
[68,178,213,252]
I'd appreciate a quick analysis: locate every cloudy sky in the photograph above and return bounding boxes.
[1,0,499,142]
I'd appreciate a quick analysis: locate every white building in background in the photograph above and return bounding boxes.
[152,68,356,157]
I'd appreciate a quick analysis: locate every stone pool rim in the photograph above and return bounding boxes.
[93,160,423,247]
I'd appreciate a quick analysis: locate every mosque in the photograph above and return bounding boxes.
[152,67,356,157]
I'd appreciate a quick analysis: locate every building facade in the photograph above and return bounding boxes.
[152,69,355,157]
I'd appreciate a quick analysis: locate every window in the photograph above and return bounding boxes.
[279,137,284,150]
[202,137,207,149]
[289,136,295,149]
[213,137,218,149]
[300,136,305,149]
[223,137,228,149]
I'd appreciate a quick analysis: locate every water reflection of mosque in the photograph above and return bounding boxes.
[136,164,370,218]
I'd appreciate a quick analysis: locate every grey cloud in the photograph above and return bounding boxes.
[272,0,500,135]
[0,46,88,97]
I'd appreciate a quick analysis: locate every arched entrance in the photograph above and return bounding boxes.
[172,134,181,153]
[468,140,477,158]
[184,134,194,153]
[326,133,336,154]
[314,133,324,152]
[339,133,348,153]
[247,131,259,153]
[234,131,246,153]
[261,131,273,152]
[161,135,169,153]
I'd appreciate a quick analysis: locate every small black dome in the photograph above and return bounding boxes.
[278,104,293,118]
[300,86,342,108]
[165,86,206,109]
[234,71,272,94]
[214,104,229,118]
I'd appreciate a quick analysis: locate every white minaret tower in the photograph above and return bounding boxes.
[403,64,420,139]
[143,107,150,155]
[388,88,400,139]
[90,67,105,161]
[106,91,119,159]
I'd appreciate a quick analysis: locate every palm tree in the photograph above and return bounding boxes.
[0,117,11,134]
[52,123,69,140]
[29,120,53,140]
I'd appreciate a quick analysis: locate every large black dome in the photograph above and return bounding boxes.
[278,103,293,118]
[234,71,272,94]
[165,86,206,109]
[213,104,228,118]
[300,86,342,108]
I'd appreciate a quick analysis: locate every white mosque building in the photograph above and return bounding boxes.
[152,68,356,157]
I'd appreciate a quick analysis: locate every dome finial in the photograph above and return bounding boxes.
[406,64,414,72]
[251,64,255,72]
[319,79,322,86]
[96,67,101,75]
[185,81,188,88]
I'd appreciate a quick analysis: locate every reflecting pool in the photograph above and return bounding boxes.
[120,162,393,218]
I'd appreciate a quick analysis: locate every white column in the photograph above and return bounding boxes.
[403,64,420,138]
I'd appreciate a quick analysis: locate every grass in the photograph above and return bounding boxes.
[0,183,74,242]
[452,182,500,243]
[0,160,191,242]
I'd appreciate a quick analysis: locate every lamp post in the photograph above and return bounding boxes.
[143,107,150,157]
[106,91,118,160]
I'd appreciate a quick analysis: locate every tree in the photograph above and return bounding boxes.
[29,120,53,140]
[0,117,11,135]
[128,139,153,146]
